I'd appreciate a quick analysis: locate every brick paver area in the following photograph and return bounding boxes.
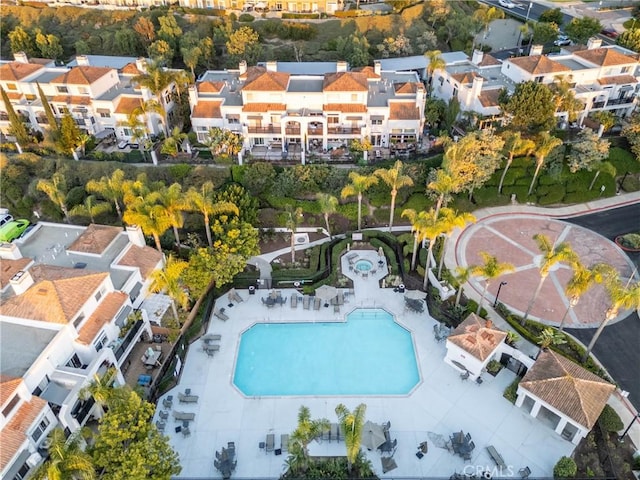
[456,215,635,329]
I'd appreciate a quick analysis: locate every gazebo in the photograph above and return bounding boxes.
[516,350,615,444]
[444,313,507,380]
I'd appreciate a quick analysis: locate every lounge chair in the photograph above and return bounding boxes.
[173,411,195,421]
[265,433,275,453]
[313,297,321,310]
[214,309,229,321]
[337,292,344,305]
[290,294,297,308]
[204,344,220,353]
[303,295,311,310]
[333,304,340,313]
[281,434,289,452]
[178,393,199,403]
[233,292,244,303]
[182,426,191,437]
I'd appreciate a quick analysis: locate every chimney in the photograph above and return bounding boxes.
[472,49,484,66]
[374,61,381,76]
[76,55,90,66]
[529,45,543,56]
[126,225,146,247]
[188,85,198,109]
[10,270,34,296]
[471,74,484,99]
[266,61,277,72]
[587,37,602,50]
[0,242,23,260]
[135,57,148,74]
[336,61,348,73]
[13,52,29,64]
[239,60,247,75]
[485,319,493,329]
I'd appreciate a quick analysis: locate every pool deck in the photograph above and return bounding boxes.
[157,250,574,479]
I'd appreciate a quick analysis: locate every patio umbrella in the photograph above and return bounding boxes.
[404,290,426,301]
[315,285,338,303]
[378,246,384,258]
[451,360,467,371]
[362,421,386,450]
[227,288,236,302]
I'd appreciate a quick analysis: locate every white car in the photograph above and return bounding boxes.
[499,0,517,8]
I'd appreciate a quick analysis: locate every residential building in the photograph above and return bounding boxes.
[189,60,425,163]
[0,53,175,144]
[431,39,639,126]
[177,0,340,14]
[0,223,164,480]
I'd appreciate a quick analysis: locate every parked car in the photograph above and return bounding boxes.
[554,35,571,46]
[499,0,517,8]
[600,27,619,38]
[0,219,30,243]
[0,210,13,228]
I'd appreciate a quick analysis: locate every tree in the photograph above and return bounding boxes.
[150,254,189,320]
[8,26,36,56]
[471,252,515,314]
[553,456,577,479]
[181,45,201,77]
[427,168,457,217]
[617,28,640,53]
[70,195,111,223]
[335,403,366,472]
[402,209,434,271]
[443,97,460,133]
[559,262,611,331]
[316,193,338,238]
[567,128,611,189]
[474,5,504,37]
[503,81,556,133]
[377,34,414,58]
[123,193,172,251]
[341,172,378,231]
[133,99,165,141]
[37,172,71,223]
[185,181,239,248]
[499,131,535,193]
[133,63,175,134]
[528,132,563,195]
[453,265,474,307]
[90,389,181,480]
[32,428,95,480]
[437,209,476,279]
[349,137,372,163]
[590,111,616,133]
[115,29,142,56]
[221,130,244,163]
[226,26,262,65]
[583,273,640,362]
[424,98,446,130]
[157,14,182,50]
[551,76,582,122]
[158,183,188,248]
[622,113,640,159]
[285,205,304,263]
[537,327,567,350]
[424,50,445,91]
[58,112,82,159]
[522,234,578,324]
[37,82,58,133]
[335,33,370,68]
[290,406,330,459]
[539,8,563,26]
[134,17,156,48]
[565,17,602,45]
[1,86,30,147]
[374,160,414,231]
[161,127,187,157]
[86,169,127,221]
[79,367,127,413]
[148,40,174,67]
[35,29,63,59]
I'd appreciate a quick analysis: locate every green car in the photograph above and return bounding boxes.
[0,219,30,243]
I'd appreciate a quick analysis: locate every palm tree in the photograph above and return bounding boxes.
[185,181,239,248]
[335,403,367,473]
[158,183,188,248]
[132,62,175,134]
[522,234,578,324]
[316,193,338,238]
[528,132,562,196]
[79,367,126,414]
[122,194,172,251]
[537,327,567,350]
[132,98,166,138]
[77,133,92,157]
[203,127,225,157]
[499,132,535,194]
[32,428,95,480]
[583,273,640,363]
[437,209,476,279]
[290,405,330,459]
[453,265,474,307]
[285,205,304,264]
[161,127,188,157]
[427,168,457,217]
[70,195,112,223]
[374,160,414,232]
[424,50,445,92]
[149,254,189,320]
[37,172,71,223]
[474,5,504,37]
[86,169,127,221]
[471,252,515,314]
[401,209,433,271]
[341,172,378,231]
[222,130,244,163]
[559,262,611,331]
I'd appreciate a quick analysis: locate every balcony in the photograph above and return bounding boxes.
[592,101,606,108]
[248,125,281,134]
[307,126,323,136]
[328,126,361,135]
[607,97,635,106]
[285,127,301,135]
[70,397,95,425]
[113,319,144,361]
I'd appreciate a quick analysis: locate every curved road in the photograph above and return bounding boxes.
[561,203,640,410]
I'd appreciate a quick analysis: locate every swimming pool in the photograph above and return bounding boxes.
[233,309,419,396]
[355,259,373,272]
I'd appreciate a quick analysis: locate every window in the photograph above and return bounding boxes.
[31,417,50,442]
[25,94,35,101]
[6,83,17,91]
[371,118,383,125]
[66,353,82,369]
[328,116,338,124]
[226,115,240,124]
[535,76,543,83]
[12,463,30,480]
[2,395,19,417]
[100,111,110,118]
[78,87,89,95]
[32,375,50,396]
[621,66,630,74]
[453,87,458,98]
[56,86,69,94]
[164,92,171,104]
[73,312,85,328]
[95,288,104,302]
[123,128,132,136]
[196,126,207,131]
[94,333,108,352]
[351,94,358,101]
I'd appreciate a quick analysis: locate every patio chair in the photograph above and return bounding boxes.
[182,427,191,437]
[337,292,344,305]
[381,456,397,474]
[281,434,289,452]
[460,370,470,381]
[383,421,391,432]
[291,294,297,308]
[162,396,173,409]
[469,441,475,451]
[303,296,311,310]
[156,420,165,431]
[334,304,340,313]
[266,433,275,453]
[519,467,531,479]
[214,309,229,321]
[159,410,169,420]
[466,432,472,442]
[313,297,321,310]
[215,451,221,460]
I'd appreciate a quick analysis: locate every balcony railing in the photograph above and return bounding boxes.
[248,125,280,134]
[113,319,144,361]
[607,97,635,106]
[328,126,361,135]
[307,126,323,135]
[592,101,606,108]
[71,397,95,425]
[285,127,301,135]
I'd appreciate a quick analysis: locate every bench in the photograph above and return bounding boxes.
[486,445,506,469]
[178,393,199,403]
[173,411,195,421]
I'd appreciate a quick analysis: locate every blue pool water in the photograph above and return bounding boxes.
[233,309,419,396]
[355,259,373,272]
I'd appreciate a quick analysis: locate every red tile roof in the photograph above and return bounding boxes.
[574,48,638,66]
[68,224,122,254]
[352,66,381,79]
[509,55,570,75]
[323,103,368,113]
[50,66,113,85]
[0,375,22,406]
[394,82,419,94]
[51,95,92,105]
[323,72,368,92]
[192,100,223,118]
[0,258,32,289]
[117,245,163,279]
[389,102,420,120]
[77,292,128,345]
[242,103,287,112]
[198,81,225,93]
[1,397,48,471]
[597,75,637,85]
[451,72,483,84]
[478,89,502,108]
[114,96,143,115]
[478,54,501,67]
[242,71,290,91]
[448,314,507,361]
[0,62,44,82]
[120,62,143,75]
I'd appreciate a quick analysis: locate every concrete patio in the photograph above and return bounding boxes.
[156,250,575,479]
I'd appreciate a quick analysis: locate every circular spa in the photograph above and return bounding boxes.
[354,259,373,272]
[233,309,419,396]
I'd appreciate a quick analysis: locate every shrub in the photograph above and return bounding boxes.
[503,377,520,404]
[502,185,532,203]
[402,193,432,212]
[608,147,640,174]
[597,404,624,432]
[538,185,565,205]
[501,167,527,186]
[617,233,640,249]
[464,300,487,318]
[238,13,255,21]
[553,456,577,479]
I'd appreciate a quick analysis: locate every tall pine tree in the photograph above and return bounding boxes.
[37,82,58,133]
[1,85,30,146]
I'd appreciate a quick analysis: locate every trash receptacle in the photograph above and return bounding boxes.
[249,286,256,295]
[398,284,405,293]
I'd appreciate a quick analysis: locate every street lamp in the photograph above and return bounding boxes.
[494,281,508,308]
[618,413,640,442]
